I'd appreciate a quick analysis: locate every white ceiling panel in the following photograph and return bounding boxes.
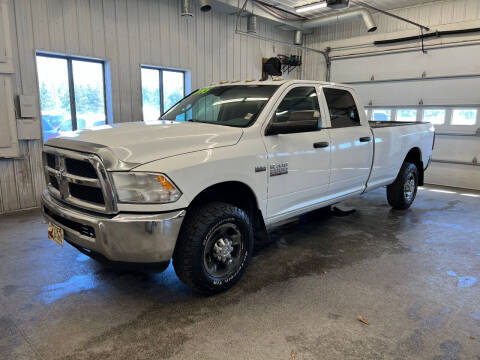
[262,0,439,19]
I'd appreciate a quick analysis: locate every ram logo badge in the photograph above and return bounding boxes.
[270,163,288,177]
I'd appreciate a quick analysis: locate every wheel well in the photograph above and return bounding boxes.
[405,147,424,185]
[187,182,266,235]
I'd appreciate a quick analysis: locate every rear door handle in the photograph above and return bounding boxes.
[359,136,371,142]
[313,142,329,148]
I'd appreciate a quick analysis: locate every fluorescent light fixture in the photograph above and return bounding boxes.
[295,1,327,13]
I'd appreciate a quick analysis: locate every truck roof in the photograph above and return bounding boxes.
[206,79,346,88]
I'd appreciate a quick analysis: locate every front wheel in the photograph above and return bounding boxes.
[387,162,419,210]
[172,202,253,294]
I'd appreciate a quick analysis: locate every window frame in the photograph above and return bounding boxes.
[36,52,108,132]
[266,85,322,134]
[322,87,362,129]
[140,65,186,120]
[450,108,478,126]
[421,107,447,125]
[368,108,394,122]
[395,108,418,122]
[364,105,480,134]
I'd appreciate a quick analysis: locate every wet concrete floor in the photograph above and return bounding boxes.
[1,185,479,359]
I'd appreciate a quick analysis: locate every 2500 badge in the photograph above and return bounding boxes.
[269,163,288,177]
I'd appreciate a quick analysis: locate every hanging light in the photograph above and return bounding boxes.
[295,1,327,13]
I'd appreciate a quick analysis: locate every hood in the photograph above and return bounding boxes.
[48,121,243,165]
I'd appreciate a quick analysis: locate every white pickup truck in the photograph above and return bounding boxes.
[42,80,435,293]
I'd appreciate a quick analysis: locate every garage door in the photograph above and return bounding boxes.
[330,44,480,190]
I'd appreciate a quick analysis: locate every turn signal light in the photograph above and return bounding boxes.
[157,175,176,191]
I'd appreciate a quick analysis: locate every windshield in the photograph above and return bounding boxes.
[161,85,279,127]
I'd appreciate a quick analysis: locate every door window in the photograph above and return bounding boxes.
[323,88,360,128]
[273,86,321,127]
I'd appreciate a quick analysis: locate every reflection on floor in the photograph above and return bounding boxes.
[1,185,479,359]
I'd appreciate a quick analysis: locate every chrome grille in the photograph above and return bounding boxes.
[42,146,117,214]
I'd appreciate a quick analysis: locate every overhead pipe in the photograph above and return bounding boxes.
[374,27,480,45]
[294,30,303,46]
[302,8,377,33]
[181,0,193,17]
[247,15,257,33]
[352,0,429,31]
[234,0,335,81]
[199,0,212,12]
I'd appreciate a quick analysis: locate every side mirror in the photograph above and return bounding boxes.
[265,110,320,136]
[266,119,318,135]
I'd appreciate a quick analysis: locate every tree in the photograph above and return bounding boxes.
[57,85,71,112]
[74,85,104,114]
[39,82,56,111]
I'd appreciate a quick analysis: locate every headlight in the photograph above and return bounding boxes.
[111,172,182,203]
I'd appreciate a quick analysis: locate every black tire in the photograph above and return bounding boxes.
[387,162,419,210]
[172,202,254,294]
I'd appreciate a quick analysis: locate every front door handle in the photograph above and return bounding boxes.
[359,136,371,142]
[313,142,329,148]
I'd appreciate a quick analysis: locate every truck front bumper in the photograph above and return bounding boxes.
[41,190,186,263]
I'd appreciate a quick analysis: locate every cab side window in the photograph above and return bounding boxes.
[273,87,321,126]
[323,88,361,128]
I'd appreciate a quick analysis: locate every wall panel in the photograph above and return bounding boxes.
[0,0,301,214]
[308,0,480,44]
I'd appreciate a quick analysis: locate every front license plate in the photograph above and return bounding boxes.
[48,223,64,247]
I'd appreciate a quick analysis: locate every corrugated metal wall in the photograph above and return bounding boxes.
[302,0,480,81]
[307,0,480,44]
[0,0,301,214]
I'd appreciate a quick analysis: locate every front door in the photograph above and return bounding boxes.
[262,85,331,221]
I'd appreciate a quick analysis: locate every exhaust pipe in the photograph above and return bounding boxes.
[302,9,377,32]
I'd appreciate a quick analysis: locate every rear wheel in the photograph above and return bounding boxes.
[387,162,419,210]
[173,202,253,294]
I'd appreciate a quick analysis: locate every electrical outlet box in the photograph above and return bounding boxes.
[16,118,41,140]
[19,95,36,118]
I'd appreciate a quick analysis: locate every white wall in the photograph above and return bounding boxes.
[0,0,301,214]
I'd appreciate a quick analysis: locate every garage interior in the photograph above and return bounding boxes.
[0,0,479,359]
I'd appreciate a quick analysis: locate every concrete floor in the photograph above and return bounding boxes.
[1,185,479,360]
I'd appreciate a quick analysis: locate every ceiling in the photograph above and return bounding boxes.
[262,0,439,19]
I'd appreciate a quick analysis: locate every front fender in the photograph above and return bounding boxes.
[118,141,268,217]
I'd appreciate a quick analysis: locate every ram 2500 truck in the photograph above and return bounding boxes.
[42,80,435,293]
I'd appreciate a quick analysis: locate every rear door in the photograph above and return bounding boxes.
[321,86,373,196]
[262,85,331,220]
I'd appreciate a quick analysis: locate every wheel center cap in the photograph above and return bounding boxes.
[213,238,234,263]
